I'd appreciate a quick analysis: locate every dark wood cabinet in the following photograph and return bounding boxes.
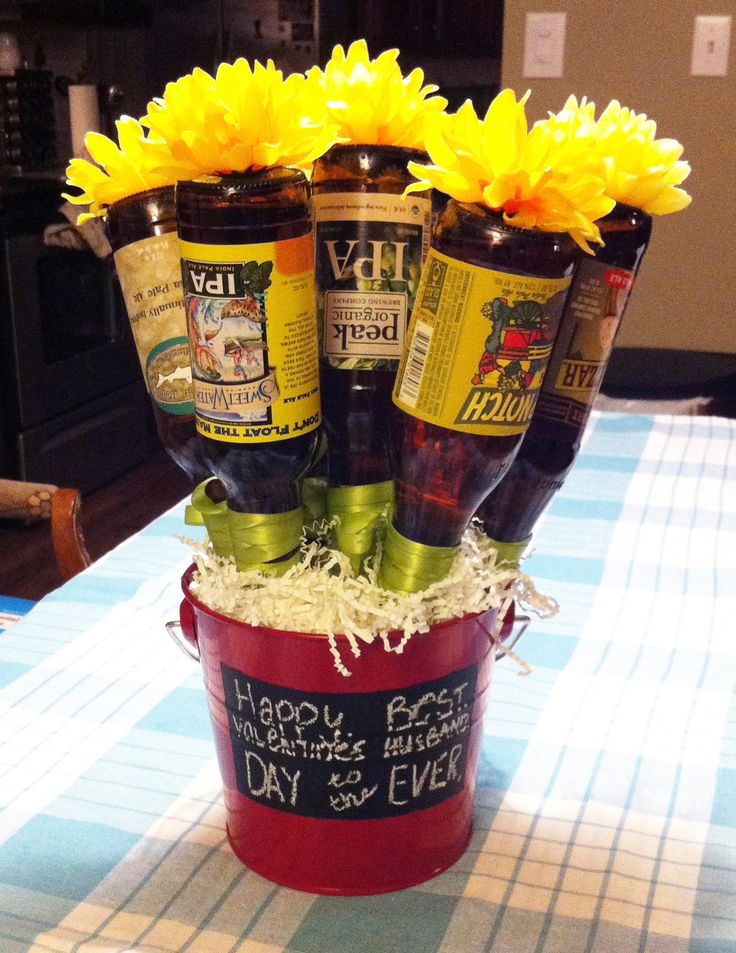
[318,0,503,113]
[17,1,152,27]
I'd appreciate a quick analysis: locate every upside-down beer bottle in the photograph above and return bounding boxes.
[311,144,431,570]
[378,199,577,592]
[107,186,208,481]
[176,169,321,572]
[477,202,652,557]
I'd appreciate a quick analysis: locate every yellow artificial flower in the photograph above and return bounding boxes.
[141,58,339,175]
[407,90,614,252]
[536,96,691,215]
[63,116,196,222]
[139,66,227,175]
[535,94,596,140]
[594,100,691,214]
[304,39,447,149]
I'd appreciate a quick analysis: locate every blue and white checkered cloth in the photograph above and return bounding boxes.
[1,411,734,953]
[0,596,33,637]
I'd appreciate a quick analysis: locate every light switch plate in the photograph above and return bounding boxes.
[691,14,731,76]
[523,12,566,78]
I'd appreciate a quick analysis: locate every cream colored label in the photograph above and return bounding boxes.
[314,191,431,368]
[535,258,635,427]
[114,231,194,413]
[393,249,571,436]
[180,233,320,444]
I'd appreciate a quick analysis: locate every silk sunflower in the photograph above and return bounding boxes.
[406,89,614,252]
[142,58,339,175]
[536,96,691,215]
[304,39,447,148]
[63,116,196,222]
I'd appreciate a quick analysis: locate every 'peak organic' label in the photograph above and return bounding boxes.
[314,192,431,370]
[393,248,572,436]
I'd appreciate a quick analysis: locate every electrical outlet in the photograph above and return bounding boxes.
[523,12,566,78]
[691,14,731,76]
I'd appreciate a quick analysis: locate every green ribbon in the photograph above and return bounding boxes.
[487,536,532,569]
[185,479,233,558]
[326,481,394,573]
[377,520,459,593]
[183,506,203,525]
[228,507,304,574]
[302,477,328,532]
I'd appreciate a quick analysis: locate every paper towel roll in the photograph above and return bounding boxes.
[69,84,101,158]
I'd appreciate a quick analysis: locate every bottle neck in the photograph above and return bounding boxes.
[176,167,310,244]
[107,185,176,251]
[600,201,653,232]
[594,202,652,272]
[434,199,577,279]
[312,144,428,194]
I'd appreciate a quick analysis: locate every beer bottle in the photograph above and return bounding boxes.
[312,144,431,571]
[176,169,321,573]
[107,185,208,481]
[477,202,652,557]
[378,199,577,592]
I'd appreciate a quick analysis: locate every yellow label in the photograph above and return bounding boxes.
[393,248,572,436]
[180,233,320,444]
[113,231,194,414]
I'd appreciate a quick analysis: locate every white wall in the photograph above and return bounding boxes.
[502,1,736,354]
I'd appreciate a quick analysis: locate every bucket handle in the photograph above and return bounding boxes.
[165,598,200,662]
[496,613,530,659]
[494,613,531,674]
[488,601,531,667]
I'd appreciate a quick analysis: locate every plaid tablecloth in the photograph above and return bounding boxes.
[0,596,33,636]
[1,412,734,953]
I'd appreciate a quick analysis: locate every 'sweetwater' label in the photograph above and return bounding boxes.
[314,192,431,370]
[221,662,477,819]
[393,248,572,436]
[534,258,636,428]
[180,234,320,444]
[114,231,194,415]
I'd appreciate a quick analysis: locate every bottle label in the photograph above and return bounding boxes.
[180,233,320,444]
[113,231,194,415]
[534,258,635,427]
[314,191,431,370]
[393,248,571,436]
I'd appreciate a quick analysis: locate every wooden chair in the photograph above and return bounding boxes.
[0,479,92,581]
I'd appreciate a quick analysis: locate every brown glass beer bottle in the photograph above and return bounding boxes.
[477,203,652,552]
[311,144,431,570]
[176,169,321,572]
[107,186,208,481]
[378,199,577,592]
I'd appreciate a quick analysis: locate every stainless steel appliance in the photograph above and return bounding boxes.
[0,174,149,491]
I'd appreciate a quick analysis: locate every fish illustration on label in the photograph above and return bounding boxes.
[180,233,321,444]
[184,260,276,425]
[114,231,195,416]
[145,338,195,414]
[155,364,192,389]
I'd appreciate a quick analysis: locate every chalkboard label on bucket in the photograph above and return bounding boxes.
[221,662,479,820]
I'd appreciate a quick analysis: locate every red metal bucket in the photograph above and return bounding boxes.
[172,564,498,895]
